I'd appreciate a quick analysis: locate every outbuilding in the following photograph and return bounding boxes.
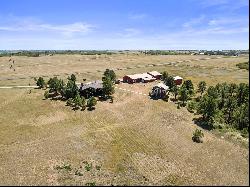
[147,71,162,80]
[123,73,156,84]
[173,76,183,85]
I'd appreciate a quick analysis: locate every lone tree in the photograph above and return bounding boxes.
[197,81,207,96]
[87,96,97,110]
[36,77,46,89]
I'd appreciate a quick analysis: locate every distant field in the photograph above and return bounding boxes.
[0,54,249,185]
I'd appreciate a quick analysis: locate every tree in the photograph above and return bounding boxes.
[182,80,194,95]
[236,83,249,106]
[63,79,78,99]
[66,98,74,106]
[197,94,218,123]
[87,97,97,110]
[178,87,189,106]
[171,84,179,100]
[44,90,49,99]
[197,81,207,96]
[224,96,237,124]
[48,77,64,95]
[104,69,116,82]
[81,97,86,111]
[161,71,168,81]
[68,74,76,82]
[192,129,204,143]
[164,76,175,90]
[102,76,115,99]
[36,77,46,89]
[73,92,83,109]
[232,103,249,131]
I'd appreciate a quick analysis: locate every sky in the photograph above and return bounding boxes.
[0,0,249,50]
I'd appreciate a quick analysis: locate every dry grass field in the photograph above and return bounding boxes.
[0,54,249,185]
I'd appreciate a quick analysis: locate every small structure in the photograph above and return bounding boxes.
[150,83,169,98]
[123,73,156,84]
[147,71,162,80]
[174,76,183,85]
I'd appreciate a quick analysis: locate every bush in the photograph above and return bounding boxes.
[66,98,74,106]
[87,97,97,110]
[236,62,249,71]
[36,77,46,88]
[44,90,49,99]
[192,129,204,143]
[162,94,169,102]
[187,100,197,113]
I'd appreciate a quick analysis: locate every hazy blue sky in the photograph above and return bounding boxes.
[0,0,249,50]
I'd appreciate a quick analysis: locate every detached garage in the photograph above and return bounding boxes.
[174,76,183,85]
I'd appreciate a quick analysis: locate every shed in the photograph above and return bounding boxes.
[174,76,183,85]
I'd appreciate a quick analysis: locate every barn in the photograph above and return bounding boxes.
[123,73,156,84]
[147,71,162,80]
[174,76,183,85]
[150,83,169,98]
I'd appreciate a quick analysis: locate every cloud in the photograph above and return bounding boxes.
[208,17,248,26]
[128,13,147,20]
[0,17,95,36]
[182,15,206,28]
[116,28,141,38]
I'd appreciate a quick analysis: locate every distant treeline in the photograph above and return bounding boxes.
[0,50,116,57]
[140,50,249,56]
[0,49,248,57]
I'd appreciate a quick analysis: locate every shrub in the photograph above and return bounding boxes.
[84,162,92,171]
[192,129,204,143]
[36,77,46,88]
[162,94,169,102]
[66,98,74,106]
[187,100,197,113]
[87,97,97,110]
[44,90,50,99]
[85,182,96,186]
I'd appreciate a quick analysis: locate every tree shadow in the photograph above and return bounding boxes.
[149,96,161,100]
[170,98,178,102]
[98,96,108,102]
[192,117,213,131]
[87,107,95,111]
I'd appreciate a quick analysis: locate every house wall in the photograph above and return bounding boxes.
[174,79,183,85]
[123,76,134,84]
